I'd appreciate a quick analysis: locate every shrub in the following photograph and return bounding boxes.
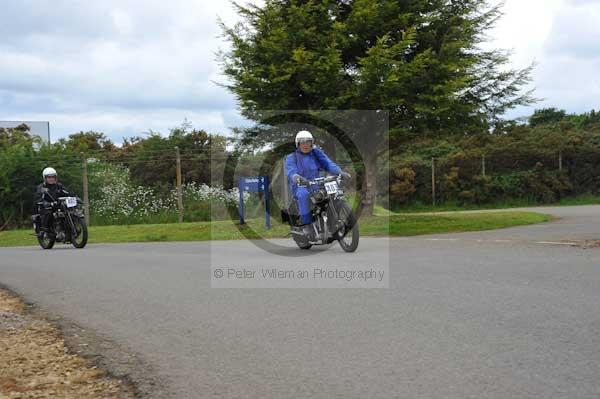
[390,167,416,204]
[90,163,249,224]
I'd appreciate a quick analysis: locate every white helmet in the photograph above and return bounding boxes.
[42,167,57,180]
[295,130,313,147]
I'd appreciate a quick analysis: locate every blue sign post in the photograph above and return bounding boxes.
[239,176,270,229]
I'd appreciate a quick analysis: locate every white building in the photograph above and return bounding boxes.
[0,120,51,143]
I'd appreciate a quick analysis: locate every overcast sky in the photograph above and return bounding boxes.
[1,0,598,143]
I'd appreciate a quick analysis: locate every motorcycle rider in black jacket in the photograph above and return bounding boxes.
[33,167,71,237]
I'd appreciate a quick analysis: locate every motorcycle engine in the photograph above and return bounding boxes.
[55,224,65,241]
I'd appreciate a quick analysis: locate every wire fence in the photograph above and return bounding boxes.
[389,149,600,209]
[6,146,600,229]
[13,149,362,228]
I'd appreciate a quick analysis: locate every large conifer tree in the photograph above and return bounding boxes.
[220,0,535,214]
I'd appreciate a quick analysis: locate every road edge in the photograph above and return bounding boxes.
[0,282,173,399]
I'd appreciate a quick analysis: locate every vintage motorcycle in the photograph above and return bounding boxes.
[33,195,88,249]
[282,174,359,252]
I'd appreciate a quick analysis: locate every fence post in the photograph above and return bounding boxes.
[81,153,90,225]
[264,176,270,230]
[482,154,486,176]
[431,157,436,207]
[558,150,563,172]
[282,162,289,208]
[239,178,245,225]
[175,146,184,223]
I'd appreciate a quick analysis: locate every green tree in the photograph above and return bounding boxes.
[220,0,535,215]
[121,124,227,191]
[564,109,600,128]
[529,108,567,127]
[0,126,39,228]
[60,131,118,155]
[0,126,81,228]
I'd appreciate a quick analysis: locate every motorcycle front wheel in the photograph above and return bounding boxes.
[336,202,359,253]
[37,232,55,250]
[70,216,88,249]
[293,235,312,250]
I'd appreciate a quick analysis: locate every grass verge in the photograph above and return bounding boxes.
[0,211,550,247]
[389,194,600,214]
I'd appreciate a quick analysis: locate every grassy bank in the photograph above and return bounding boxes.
[390,194,600,214]
[0,211,550,247]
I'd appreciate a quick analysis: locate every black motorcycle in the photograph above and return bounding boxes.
[33,195,88,249]
[282,174,359,252]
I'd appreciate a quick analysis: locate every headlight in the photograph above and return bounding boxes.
[311,188,327,203]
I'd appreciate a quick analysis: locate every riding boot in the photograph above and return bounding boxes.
[302,224,315,241]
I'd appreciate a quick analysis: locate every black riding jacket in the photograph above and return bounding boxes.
[33,182,70,213]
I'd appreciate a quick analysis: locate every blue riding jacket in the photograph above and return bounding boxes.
[285,147,342,190]
[285,147,342,224]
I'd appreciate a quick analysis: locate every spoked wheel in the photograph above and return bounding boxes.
[70,217,88,249]
[336,202,359,253]
[37,232,56,250]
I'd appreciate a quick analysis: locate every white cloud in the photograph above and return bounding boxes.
[488,0,600,118]
[111,9,134,36]
[0,0,242,142]
[544,2,600,59]
[485,0,562,68]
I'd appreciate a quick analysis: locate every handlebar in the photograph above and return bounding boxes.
[297,174,343,187]
[57,196,82,202]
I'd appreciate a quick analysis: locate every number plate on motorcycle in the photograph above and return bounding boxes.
[324,181,338,194]
[65,197,77,208]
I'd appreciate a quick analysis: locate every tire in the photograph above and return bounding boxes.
[293,235,312,250]
[70,216,88,249]
[336,201,359,253]
[37,233,55,250]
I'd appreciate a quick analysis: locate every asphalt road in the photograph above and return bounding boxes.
[1,206,600,398]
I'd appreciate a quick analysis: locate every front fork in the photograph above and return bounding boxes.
[328,198,347,237]
[321,213,329,244]
[65,212,79,239]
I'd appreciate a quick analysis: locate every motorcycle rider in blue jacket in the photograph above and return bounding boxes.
[285,130,350,239]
